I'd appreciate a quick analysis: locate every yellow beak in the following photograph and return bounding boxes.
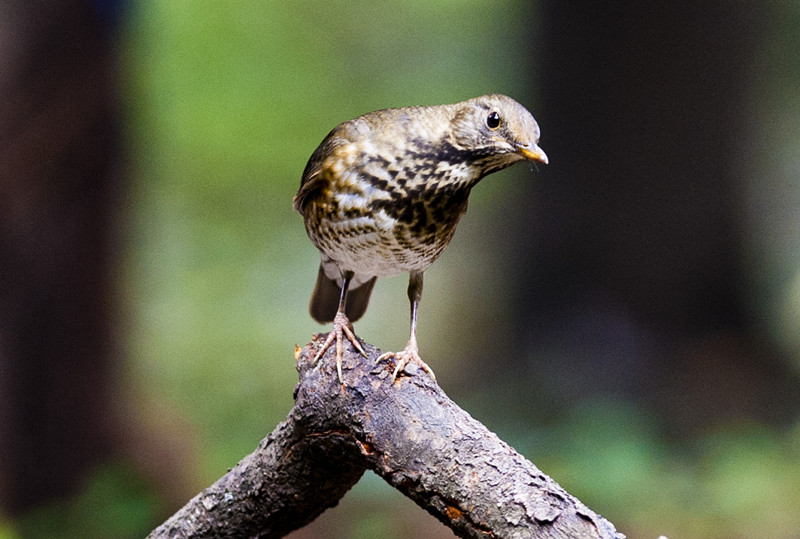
[518,143,548,164]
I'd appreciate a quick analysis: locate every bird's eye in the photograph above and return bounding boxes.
[486,111,501,130]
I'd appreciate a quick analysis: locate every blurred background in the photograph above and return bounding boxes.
[2,1,800,537]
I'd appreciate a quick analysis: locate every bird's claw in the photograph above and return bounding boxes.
[376,343,436,383]
[313,311,367,384]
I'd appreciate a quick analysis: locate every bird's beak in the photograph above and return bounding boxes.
[518,143,548,164]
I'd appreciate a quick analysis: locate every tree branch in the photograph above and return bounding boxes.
[148,336,625,538]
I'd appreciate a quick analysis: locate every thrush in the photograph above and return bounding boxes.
[294,94,547,383]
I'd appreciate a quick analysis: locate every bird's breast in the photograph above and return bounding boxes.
[303,151,475,277]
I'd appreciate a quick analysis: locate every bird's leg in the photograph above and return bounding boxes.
[377,271,436,382]
[312,271,367,383]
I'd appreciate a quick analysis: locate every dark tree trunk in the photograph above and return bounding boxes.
[0,0,121,513]
[506,2,800,432]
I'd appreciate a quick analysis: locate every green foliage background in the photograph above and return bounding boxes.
[122,0,539,481]
[5,2,800,538]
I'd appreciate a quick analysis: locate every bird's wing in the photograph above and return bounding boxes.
[293,129,347,213]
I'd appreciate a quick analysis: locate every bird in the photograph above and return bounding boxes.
[293,94,547,384]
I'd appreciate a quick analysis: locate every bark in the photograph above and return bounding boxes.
[148,337,624,539]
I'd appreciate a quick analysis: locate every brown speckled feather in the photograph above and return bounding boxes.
[294,94,547,382]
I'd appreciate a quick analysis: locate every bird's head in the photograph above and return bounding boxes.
[448,94,548,170]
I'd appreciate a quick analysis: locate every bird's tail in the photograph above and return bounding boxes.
[309,263,376,324]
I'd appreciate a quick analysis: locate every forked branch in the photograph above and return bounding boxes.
[148,337,624,538]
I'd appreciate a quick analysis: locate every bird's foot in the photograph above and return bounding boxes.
[376,341,436,383]
[312,311,367,384]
